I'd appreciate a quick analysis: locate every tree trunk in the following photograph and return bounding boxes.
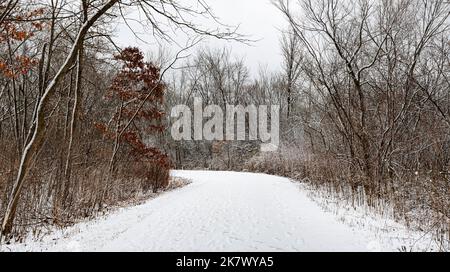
[63,46,84,204]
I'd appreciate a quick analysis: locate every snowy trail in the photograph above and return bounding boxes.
[2,171,417,252]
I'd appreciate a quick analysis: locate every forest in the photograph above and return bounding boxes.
[0,0,449,249]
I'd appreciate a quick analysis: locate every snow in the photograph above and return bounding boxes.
[0,171,434,252]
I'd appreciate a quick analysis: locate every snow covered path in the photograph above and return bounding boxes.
[2,171,422,252]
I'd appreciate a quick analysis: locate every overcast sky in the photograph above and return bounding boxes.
[114,0,287,78]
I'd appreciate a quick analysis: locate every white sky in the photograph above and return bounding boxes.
[114,0,287,78]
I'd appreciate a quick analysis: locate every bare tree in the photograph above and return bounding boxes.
[280,27,302,118]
